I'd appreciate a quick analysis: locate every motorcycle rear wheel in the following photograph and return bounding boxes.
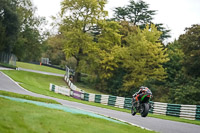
[140,103,149,117]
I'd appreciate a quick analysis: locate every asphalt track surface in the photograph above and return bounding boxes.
[0,70,200,133]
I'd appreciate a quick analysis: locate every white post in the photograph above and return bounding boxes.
[66,66,70,78]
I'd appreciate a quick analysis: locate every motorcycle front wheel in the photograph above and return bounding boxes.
[140,103,149,117]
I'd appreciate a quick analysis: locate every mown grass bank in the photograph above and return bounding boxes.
[16,62,104,94]
[16,62,66,75]
[1,70,200,126]
[0,97,155,133]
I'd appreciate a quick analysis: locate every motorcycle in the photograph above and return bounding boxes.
[131,89,153,117]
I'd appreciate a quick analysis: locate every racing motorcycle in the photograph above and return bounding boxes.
[131,89,153,117]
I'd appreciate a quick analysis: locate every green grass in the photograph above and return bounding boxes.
[0,97,155,133]
[0,63,16,69]
[75,82,108,94]
[0,70,116,107]
[1,70,200,126]
[16,61,105,94]
[16,61,66,74]
[2,70,67,96]
[0,90,60,104]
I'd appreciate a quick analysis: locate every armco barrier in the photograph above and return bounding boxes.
[108,96,117,106]
[54,75,200,121]
[153,102,167,115]
[115,96,125,108]
[124,98,132,110]
[196,105,200,120]
[49,83,70,96]
[180,105,196,120]
[101,95,109,105]
[166,103,181,117]
[95,94,101,103]
[89,93,95,102]
[83,93,89,101]
[71,90,82,100]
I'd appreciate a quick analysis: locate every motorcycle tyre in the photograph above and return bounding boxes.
[141,103,149,117]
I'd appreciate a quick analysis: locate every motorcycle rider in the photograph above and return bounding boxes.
[133,86,150,107]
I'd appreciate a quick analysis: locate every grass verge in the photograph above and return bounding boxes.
[1,70,200,126]
[75,82,108,94]
[0,63,16,69]
[0,97,155,133]
[16,62,106,94]
[16,61,66,74]
[0,90,60,104]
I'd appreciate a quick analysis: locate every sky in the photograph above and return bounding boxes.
[32,0,200,43]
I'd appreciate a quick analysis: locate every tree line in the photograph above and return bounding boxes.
[0,0,47,61]
[1,0,199,105]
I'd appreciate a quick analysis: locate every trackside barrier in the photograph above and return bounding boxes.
[50,75,200,121]
[124,98,132,110]
[153,102,167,115]
[101,95,109,105]
[115,97,125,108]
[196,106,200,120]
[180,105,196,120]
[149,101,154,113]
[49,83,70,96]
[147,101,200,120]
[71,90,82,100]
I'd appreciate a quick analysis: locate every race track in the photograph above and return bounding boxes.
[0,71,200,133]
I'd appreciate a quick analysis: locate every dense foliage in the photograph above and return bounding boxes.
[146,25,200,105]
[0,0,47,61]
[57,0,168,96]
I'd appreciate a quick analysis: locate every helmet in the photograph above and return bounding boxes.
[140,86,149,92]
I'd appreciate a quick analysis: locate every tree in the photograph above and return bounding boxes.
[114,0,155,26]
[113,0,170,41]
[118,21,137,46]
[0,0,47,62]
[147,40,184,102]
[13,0,47,61]
[60,0,108,82]
[144,37,200,104]
[164,41,183,82]
[113,7,129,22]
[44,35,66,66]
[122,24,169,93]
[178,24,200,77]
[0,0,20,53]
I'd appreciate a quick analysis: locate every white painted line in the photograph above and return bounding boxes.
[61,104,153,131]
[0,72,31,93]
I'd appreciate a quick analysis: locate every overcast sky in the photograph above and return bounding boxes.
[32,0,200,43]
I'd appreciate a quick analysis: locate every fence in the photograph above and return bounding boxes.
[41,57,49,65]
[49,75,200,121]
[0,52,17,66]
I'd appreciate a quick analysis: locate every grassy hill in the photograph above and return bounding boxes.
[16,62,104,94]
